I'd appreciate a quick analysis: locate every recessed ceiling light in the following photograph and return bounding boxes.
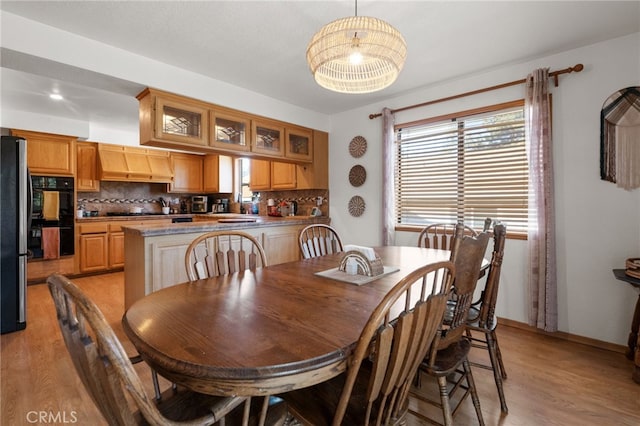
[49,93,64,100]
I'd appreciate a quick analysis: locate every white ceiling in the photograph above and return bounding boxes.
[1,1,639,128]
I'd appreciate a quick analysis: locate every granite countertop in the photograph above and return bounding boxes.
[117,214,330,237]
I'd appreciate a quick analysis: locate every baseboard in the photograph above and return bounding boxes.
[498,317,628,355]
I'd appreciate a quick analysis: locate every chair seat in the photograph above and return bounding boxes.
[422,338,472,378]
[138,386,288,425]
[283,360,380,426]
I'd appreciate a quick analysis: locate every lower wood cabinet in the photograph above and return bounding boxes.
[78,219,170,273]
[78,223,109,273]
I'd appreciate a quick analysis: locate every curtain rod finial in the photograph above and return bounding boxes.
[369,113,382,120]
[572,64,584,72]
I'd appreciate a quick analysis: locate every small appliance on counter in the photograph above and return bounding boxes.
[191,196,208,213]
[210,198,230,213]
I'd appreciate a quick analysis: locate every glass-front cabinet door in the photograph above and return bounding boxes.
[154,97,208,146]
[285,126,313,162]
[251,119,285,157]
[210,110,250,152]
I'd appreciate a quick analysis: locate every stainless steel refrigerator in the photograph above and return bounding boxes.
[1,135,29,334]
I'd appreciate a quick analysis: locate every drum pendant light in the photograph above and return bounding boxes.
[306,0,407,94]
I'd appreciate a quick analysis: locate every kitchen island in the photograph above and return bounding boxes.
[122,214,330,308]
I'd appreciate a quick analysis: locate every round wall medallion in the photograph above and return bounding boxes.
[348,165,366,187]
[348,195,365,217]
[349,136,367,158]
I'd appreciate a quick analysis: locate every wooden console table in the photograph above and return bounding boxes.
[613,269,640,384]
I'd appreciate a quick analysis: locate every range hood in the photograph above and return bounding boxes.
[98,144,173,183]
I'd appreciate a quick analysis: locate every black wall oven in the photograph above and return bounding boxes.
[28,176,74,259]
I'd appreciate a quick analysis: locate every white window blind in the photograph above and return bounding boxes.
[395,102,528,233]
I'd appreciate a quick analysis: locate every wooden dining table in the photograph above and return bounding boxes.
[122,246,452,397]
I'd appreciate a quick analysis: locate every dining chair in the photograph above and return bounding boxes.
[417,222,478,250]
[281,260,456,425]
[298,224,344,259]
[185,230,268,280]
[47,273,288,426]
[465,222,509,413]
[410,224,490,426]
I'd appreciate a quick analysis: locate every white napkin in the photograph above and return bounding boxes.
[343,244,376,261]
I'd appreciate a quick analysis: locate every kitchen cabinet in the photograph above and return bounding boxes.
[296,130,329,189]
[285,126,313,163]
[271,162,297,189]
[98,144,173,183]
[250,159,296,190]
[249,159,271,191]
[138,88,325,165]
[138,88,209,149]
[203,154,233,193]
[250,159,297,191]
[262,225,302,264]
[78,223,109,273]
[169,153,233,194]
[169,152,204,193]
[78,219,170,273]
[12,129,76,176]
[76,141,100,192]
[108,223,125,268]
[251,119,285,158]
[210,108,251,153]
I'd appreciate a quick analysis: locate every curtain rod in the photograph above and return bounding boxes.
[368,63,584,119]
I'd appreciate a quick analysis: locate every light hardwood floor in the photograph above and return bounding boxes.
[1,272,639,425]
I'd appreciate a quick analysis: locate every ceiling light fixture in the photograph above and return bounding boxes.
[306,0,407,94]
[49,93,64,101]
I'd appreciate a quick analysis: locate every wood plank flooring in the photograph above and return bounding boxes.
[1,272,639,425]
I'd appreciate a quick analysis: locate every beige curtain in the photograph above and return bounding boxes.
[382,108,395,246]
[525,68,558,332]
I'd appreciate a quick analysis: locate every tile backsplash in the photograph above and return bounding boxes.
[78,181,329,217]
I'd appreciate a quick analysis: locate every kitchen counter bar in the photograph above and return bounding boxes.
[123,214,330,308]
[120,214,329,236]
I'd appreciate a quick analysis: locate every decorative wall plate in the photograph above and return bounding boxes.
[348,195,365,217]
[348,165,366,187]
[349,136,367,158]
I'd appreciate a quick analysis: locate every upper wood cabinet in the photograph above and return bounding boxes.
[170,153,233,194]
[251,119,285,158]
[285,126,313,162]
[250,159,296,191]
[138,88,318,163]
[249,159,271,191]
[138,88,209,150]
[169,152,204,193]
[12,129,76,176]
[210,109,250,153]
[98,144,173,183]
[296,130,328,189]
[204,154,233,193]
[76,141,100,192]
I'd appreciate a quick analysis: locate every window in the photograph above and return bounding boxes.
[395,100,528,234]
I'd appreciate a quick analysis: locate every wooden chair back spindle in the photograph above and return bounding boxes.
[417,223,477,251]
[185,231,268,281]
[299,224,344,259]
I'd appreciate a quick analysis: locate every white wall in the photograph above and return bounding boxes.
[0,11,331,143]
[328,33,640,346]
